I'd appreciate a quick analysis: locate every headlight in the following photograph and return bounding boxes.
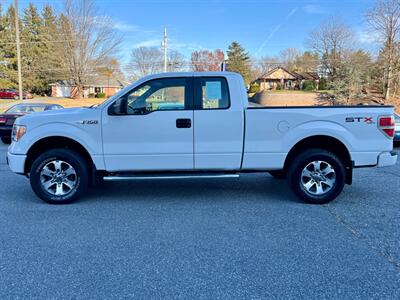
[12,125,27,142]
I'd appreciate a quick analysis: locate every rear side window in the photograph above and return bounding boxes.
[195,77,230,110]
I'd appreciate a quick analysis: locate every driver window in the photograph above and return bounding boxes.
[126,78,186,115]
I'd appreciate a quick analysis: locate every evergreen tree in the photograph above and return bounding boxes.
[226,41,251,84]
[21,3,47,94]
[0,5,18,88]
[41,5,65,94]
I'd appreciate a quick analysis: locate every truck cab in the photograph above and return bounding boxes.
[102,72,246,171]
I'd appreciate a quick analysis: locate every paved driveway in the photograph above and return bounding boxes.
[0,143,399,299]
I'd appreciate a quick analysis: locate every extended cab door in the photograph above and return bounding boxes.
[193,76,245,170]
[102,77,194,172]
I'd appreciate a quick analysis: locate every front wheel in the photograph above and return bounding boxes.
[29,149,89,204]
[1,137,11,144]
[287,149,345,204]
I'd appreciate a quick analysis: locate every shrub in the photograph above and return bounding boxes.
[276,83,282,90]
[88,93,95,98]
[95,92,106,98]
[302,80,316,91]
[318,78,328,90]
[249,82,260,93]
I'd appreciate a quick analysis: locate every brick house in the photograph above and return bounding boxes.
[50,75,124,98]
[254,67,319,91]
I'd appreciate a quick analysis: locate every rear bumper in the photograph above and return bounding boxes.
[377,151,398,167]
[6,151,26,174]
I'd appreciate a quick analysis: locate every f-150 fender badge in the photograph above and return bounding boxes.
[76,120,99,125]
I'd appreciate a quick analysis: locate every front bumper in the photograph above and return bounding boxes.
[7,151,27,174]
[377,151,398,167]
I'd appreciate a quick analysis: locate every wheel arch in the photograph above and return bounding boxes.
[283,135,353,184]
[24,136,95,176]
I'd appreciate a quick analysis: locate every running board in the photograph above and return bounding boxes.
[103,173,240,181]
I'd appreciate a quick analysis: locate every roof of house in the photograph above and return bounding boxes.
[258,67,297,80]
[85,75,124,88]
[292,71,319,80]
[257,67,319,81]
[50,75,124,88]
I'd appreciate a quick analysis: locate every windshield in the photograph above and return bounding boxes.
[6,105,46,113]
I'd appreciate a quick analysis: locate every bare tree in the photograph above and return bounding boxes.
[168,50,185,72]
[306,17,353,77]
[366,0,400,100]
[294,51,320,73]
[279,48,301,71]
[129,47,163,79]
[96,57,125,94]
[191,49,224,71]
[252,55,280,76]
[59,0,121,98]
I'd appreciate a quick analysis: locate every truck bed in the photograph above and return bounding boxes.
[242,105,395,169]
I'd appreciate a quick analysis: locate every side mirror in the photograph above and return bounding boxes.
[108,98,126,115]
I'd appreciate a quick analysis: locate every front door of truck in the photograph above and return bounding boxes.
[102,77,194,172]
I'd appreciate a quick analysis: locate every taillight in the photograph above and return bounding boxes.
[378,116,395,138]
[0,117,6,124]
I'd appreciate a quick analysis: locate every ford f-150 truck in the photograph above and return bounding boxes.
[7,72,398,204]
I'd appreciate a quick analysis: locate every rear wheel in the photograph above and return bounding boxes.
[287,149,345,204]
[1,137,11,144]
[29,149,89,204]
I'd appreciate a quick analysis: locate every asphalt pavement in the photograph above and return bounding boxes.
[0,143,399,299]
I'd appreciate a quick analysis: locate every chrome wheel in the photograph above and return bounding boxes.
[40,160,77,196]
[301,160,336,196]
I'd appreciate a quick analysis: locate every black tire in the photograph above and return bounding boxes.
[29,149,89,204]
[287,149,345,204]
[268,170,286,179]
[1,137,11,144]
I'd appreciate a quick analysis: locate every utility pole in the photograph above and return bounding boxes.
[162,27,167,72]
[14,0,23,102]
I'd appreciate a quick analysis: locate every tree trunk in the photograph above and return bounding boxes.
[385,65,392,101]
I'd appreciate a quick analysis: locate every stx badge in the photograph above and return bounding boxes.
[345,117,374,124]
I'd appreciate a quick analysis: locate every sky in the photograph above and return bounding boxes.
[2,0,379,63]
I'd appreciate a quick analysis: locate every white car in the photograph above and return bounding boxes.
[7,72,398,204]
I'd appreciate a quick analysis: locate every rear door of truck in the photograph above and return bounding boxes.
[193,75,244,170]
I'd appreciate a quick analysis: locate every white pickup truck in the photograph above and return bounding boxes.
[7,72,398,204]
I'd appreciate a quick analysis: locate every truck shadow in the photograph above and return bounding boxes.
[85,174,301,204]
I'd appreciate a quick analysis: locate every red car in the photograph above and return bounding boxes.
[0,89,33,100]
[0,103,63,144]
